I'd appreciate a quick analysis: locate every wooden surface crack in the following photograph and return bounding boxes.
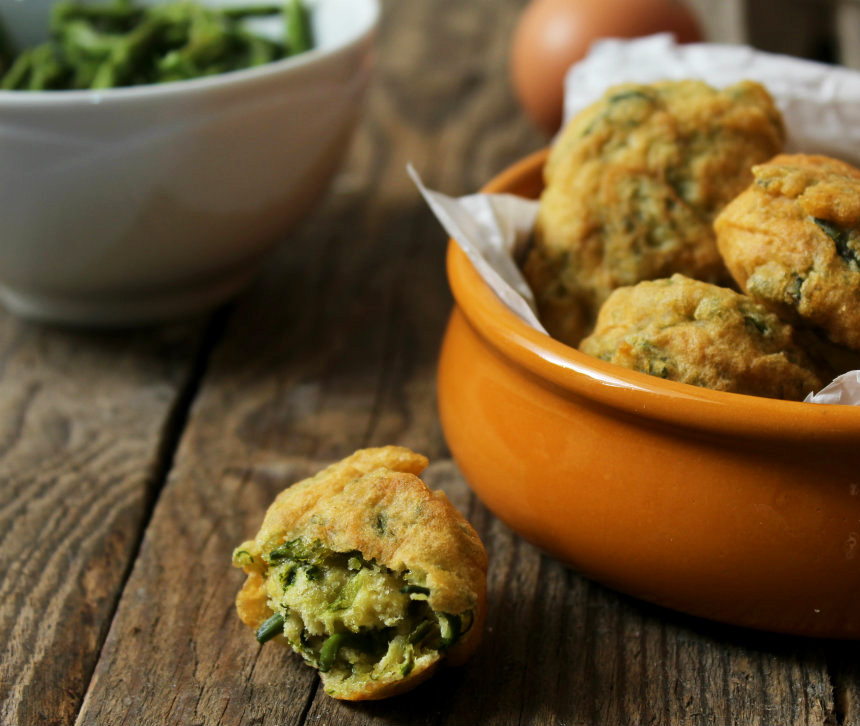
[0,314,221,726]
[68,308,230,726]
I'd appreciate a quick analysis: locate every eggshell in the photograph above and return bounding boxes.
[510,0,703,134]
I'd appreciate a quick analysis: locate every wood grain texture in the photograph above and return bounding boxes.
[0,317,207,726]
[687,0,747,44]
[76,2,538,722]
[302,478,841,726]
[746,0,838,62]
[26,0,860,724]
[835,1,860,68]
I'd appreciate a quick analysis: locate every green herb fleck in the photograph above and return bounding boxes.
[268,538,316,563]
[329,576,361,612]
[743,313,770,337]
[318,631,383,672]
[438,613,461,649]
[279,565,297,589]
[304,564,322,582]
[347,556,363,571]
[788,273,804,305]
[581,89,656,137]
[407,620,434,646]
[607,89,655,105]
[399,584,430,596]
[400,648,415,677]
[813,217,860,268]
[634,341,673,379]
[233,549,254,567]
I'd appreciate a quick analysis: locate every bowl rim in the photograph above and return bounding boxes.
[446,147,860,443]
[0,0,379,106]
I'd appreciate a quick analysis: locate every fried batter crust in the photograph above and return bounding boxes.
[715,153,860,351]
[579,274,823,400]
[525,80,785,346]
[233,446,487,700]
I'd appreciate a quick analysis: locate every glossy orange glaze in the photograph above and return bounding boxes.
[438,149,860,638]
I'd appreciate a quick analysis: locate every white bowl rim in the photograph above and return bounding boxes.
[0,0,379,106]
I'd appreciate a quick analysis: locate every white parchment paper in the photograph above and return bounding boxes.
[413,35,860,405]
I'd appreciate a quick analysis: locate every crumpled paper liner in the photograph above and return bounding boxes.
[413,35,860,406]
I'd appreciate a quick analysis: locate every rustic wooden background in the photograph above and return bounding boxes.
[4,1,860,724]
[695,0,860,69]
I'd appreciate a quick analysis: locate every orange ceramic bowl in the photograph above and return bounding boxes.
[438,148,860,639]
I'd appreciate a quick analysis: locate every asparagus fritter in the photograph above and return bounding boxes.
[232,446,487,700]
[525,79,785,345]
[579,274,822,400]
[715,153,860,352]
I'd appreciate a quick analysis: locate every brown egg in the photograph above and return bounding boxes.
[510,0,703,134]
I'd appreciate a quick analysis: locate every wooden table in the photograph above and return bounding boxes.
[4,1,860,724]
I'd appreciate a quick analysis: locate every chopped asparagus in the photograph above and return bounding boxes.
[0,0,314,91]
[256,612,285,644]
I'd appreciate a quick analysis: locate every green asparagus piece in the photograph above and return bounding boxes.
[1,49,34,90]
[438,613,461,648]
[399,584,431,596]
[285,0,312,55]
[256,612,285,644]
[0,0,312,91]
[0,14,16,76]
[27,44,71,90]
[220,5,282,19]
[241,30,279,67]
[318,632,377,672]
[91,13,168,88]
[406,620,434,646]
[51,0,142,31]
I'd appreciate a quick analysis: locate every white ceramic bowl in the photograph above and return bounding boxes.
[0,0,378,325]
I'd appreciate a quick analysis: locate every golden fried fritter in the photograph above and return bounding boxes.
[232,446,487,701]
[579,274,823,400]
[525,79,785,346]
[715,153,860,352]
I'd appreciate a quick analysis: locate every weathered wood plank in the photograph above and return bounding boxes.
[74,1,859,724]
[0,317,208,726]
[233,460,839,726]
[75,2,538,721]
[823,644,860,725]
[688,0,747,44]
[746,0,838,62]
[835,0,860,69]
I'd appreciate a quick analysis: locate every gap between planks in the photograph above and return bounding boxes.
[66,306,232,726]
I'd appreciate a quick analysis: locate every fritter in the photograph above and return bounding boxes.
[714,153,860,352]
[524,79,785,346]
[232,446,488,700]
[578,274,823,400]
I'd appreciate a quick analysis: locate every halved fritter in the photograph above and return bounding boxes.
[232,446,488,700]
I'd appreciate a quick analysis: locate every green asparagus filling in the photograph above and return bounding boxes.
[812,217,860,270]
[257,538,472,681]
